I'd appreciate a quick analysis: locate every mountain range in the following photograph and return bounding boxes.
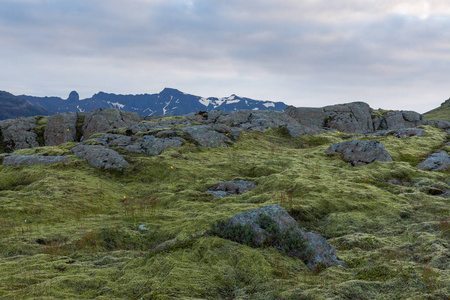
[13,88,287,119]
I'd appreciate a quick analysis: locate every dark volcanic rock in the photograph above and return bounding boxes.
[373,111,426,131]
[180,125,232,147]
[416,151,450,172]
[0,117,39,151]
[393,128,425,138]
[323,102,374,134]
[206,180,257,197]
[224,204,346,271]
[125,135,186,155]
[325,140,392,166]
[82,108,140,140]
[71,144,129,171]
[216,110,299,132]
[284,106,326,129]
[44,112,79,146]
[3,154,72,166]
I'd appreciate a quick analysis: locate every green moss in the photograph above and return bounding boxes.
[33,116,48,147]
[75,115,85,142]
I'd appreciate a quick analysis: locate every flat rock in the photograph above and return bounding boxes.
[72,144,129,171]
[125,135,185,155]
[44,112,78,146]
[2,154,72,166]
[225,204,345,271]
[416,150,450,172]
[325,140,392,166]
[180,125,231,147]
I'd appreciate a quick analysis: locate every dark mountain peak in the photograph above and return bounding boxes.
[67,91,79,101]
[160,87,183,95]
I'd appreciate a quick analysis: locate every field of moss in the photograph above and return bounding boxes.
[424,100,450,122]
[0,122,449,299]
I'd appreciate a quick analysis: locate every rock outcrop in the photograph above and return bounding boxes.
[323,102,374,134]
[325,140,392,166]
[206,180,257,198]
[221,204,346,271]
[416,151,450,172]
[2,154,72,166]
[44,112,79,146]
[71,144,129,171]
[0,117,39,151]
[81,109,140,141]
[373,111,426,131]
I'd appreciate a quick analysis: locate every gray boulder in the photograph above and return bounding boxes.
[216,110,299,132]
[206,180,257,198]
[427,120,450,130]
[44,112,78,146]
[125,135,185,155]
[0,117,39,151]
[89,133,133,147]
[373,111,426,131]
[393,128,425,138]
[129,118,193,135]
[286,125,325,137]
[325,140,392,166]
[416,151,450,172]
[81,109,140,140]
[180,125,231,147]
[224,204,346,271]
[284,106,326,129]
[323,102,374,134]
[71,144,129,171]
[2,154,72,166]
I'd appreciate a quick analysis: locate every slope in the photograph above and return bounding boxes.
[424,98,450,121]
[0,91,49,120]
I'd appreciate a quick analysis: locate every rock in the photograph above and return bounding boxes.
[325,140,392,166]
[180,125,231,147]
[427,120,450,130]
[125,135,185,155]
[82,109,140,140]
[44,112,78,146]
[323,102,374,134]
[286,124,325,137]
[224,204,345,271]
[2,154,72,166]
[71,144,129,171]
[373,111,426,131]
[284,106,326,129]
[216,110,299,132]
[393,128,426,138]
[129,118,193,135]
[89,133,133,147]
[206,180,257,197]
[138,224,149,231]
[0,117,39,151]
[416,151,450,172]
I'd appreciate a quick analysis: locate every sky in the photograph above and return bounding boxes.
[1,0,450,113]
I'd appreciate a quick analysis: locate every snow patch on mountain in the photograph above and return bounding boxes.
[107,101,125,109]
[263,102,275,108]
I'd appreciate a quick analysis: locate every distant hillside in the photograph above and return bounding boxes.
[0,91,49,120]
[19,88,288,117]
[424,98,450,121]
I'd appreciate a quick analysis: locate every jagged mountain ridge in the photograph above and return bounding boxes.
[18,88,288,117]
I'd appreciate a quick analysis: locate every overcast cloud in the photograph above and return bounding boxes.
[1,0,450,112]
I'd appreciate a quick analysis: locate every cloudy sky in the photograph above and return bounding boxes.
[1,0,450,113]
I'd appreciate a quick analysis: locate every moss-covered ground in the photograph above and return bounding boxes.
[0,123,449,299]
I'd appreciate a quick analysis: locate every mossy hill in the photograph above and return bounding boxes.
[425,98,450,122]
[0,113,449,299]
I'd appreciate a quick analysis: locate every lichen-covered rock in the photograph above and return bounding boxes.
[0,117,39,151]
[71,144,129,171]
[180,125,231,147]
[129,118,193,134]
[82,109,140,140]
[323,102,374,134]
[89,133,133,147]
[44,112,78,146]
[224,204,345,271]
[284,106,326,129]
[125,135,185,155]
[427,120,450,130]
[325,140,392,166]
[373,111,426,131]
[216,110,299,132]
[286,125,325,137]
[416,150,450,172]
[206,180,257,198]
[2,154,72,166]
[393,128,425,138]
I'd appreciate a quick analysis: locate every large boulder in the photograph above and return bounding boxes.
[2,154,72,166]
[44,112,79,146]
[216,110,299,132]
[220,204,346,271]
[81,109,140,141]
[323,102,374,134]
[180,125,232,147]
[71,144,129,171]
[284,106,326,129]
[416,151,450,172]
[0,117,39,151]
[325,140,392,166]
[373,111,426,131]
[125,135,186,155]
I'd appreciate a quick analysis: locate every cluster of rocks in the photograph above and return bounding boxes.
[324,140,393,166]
[205,180,257,198]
